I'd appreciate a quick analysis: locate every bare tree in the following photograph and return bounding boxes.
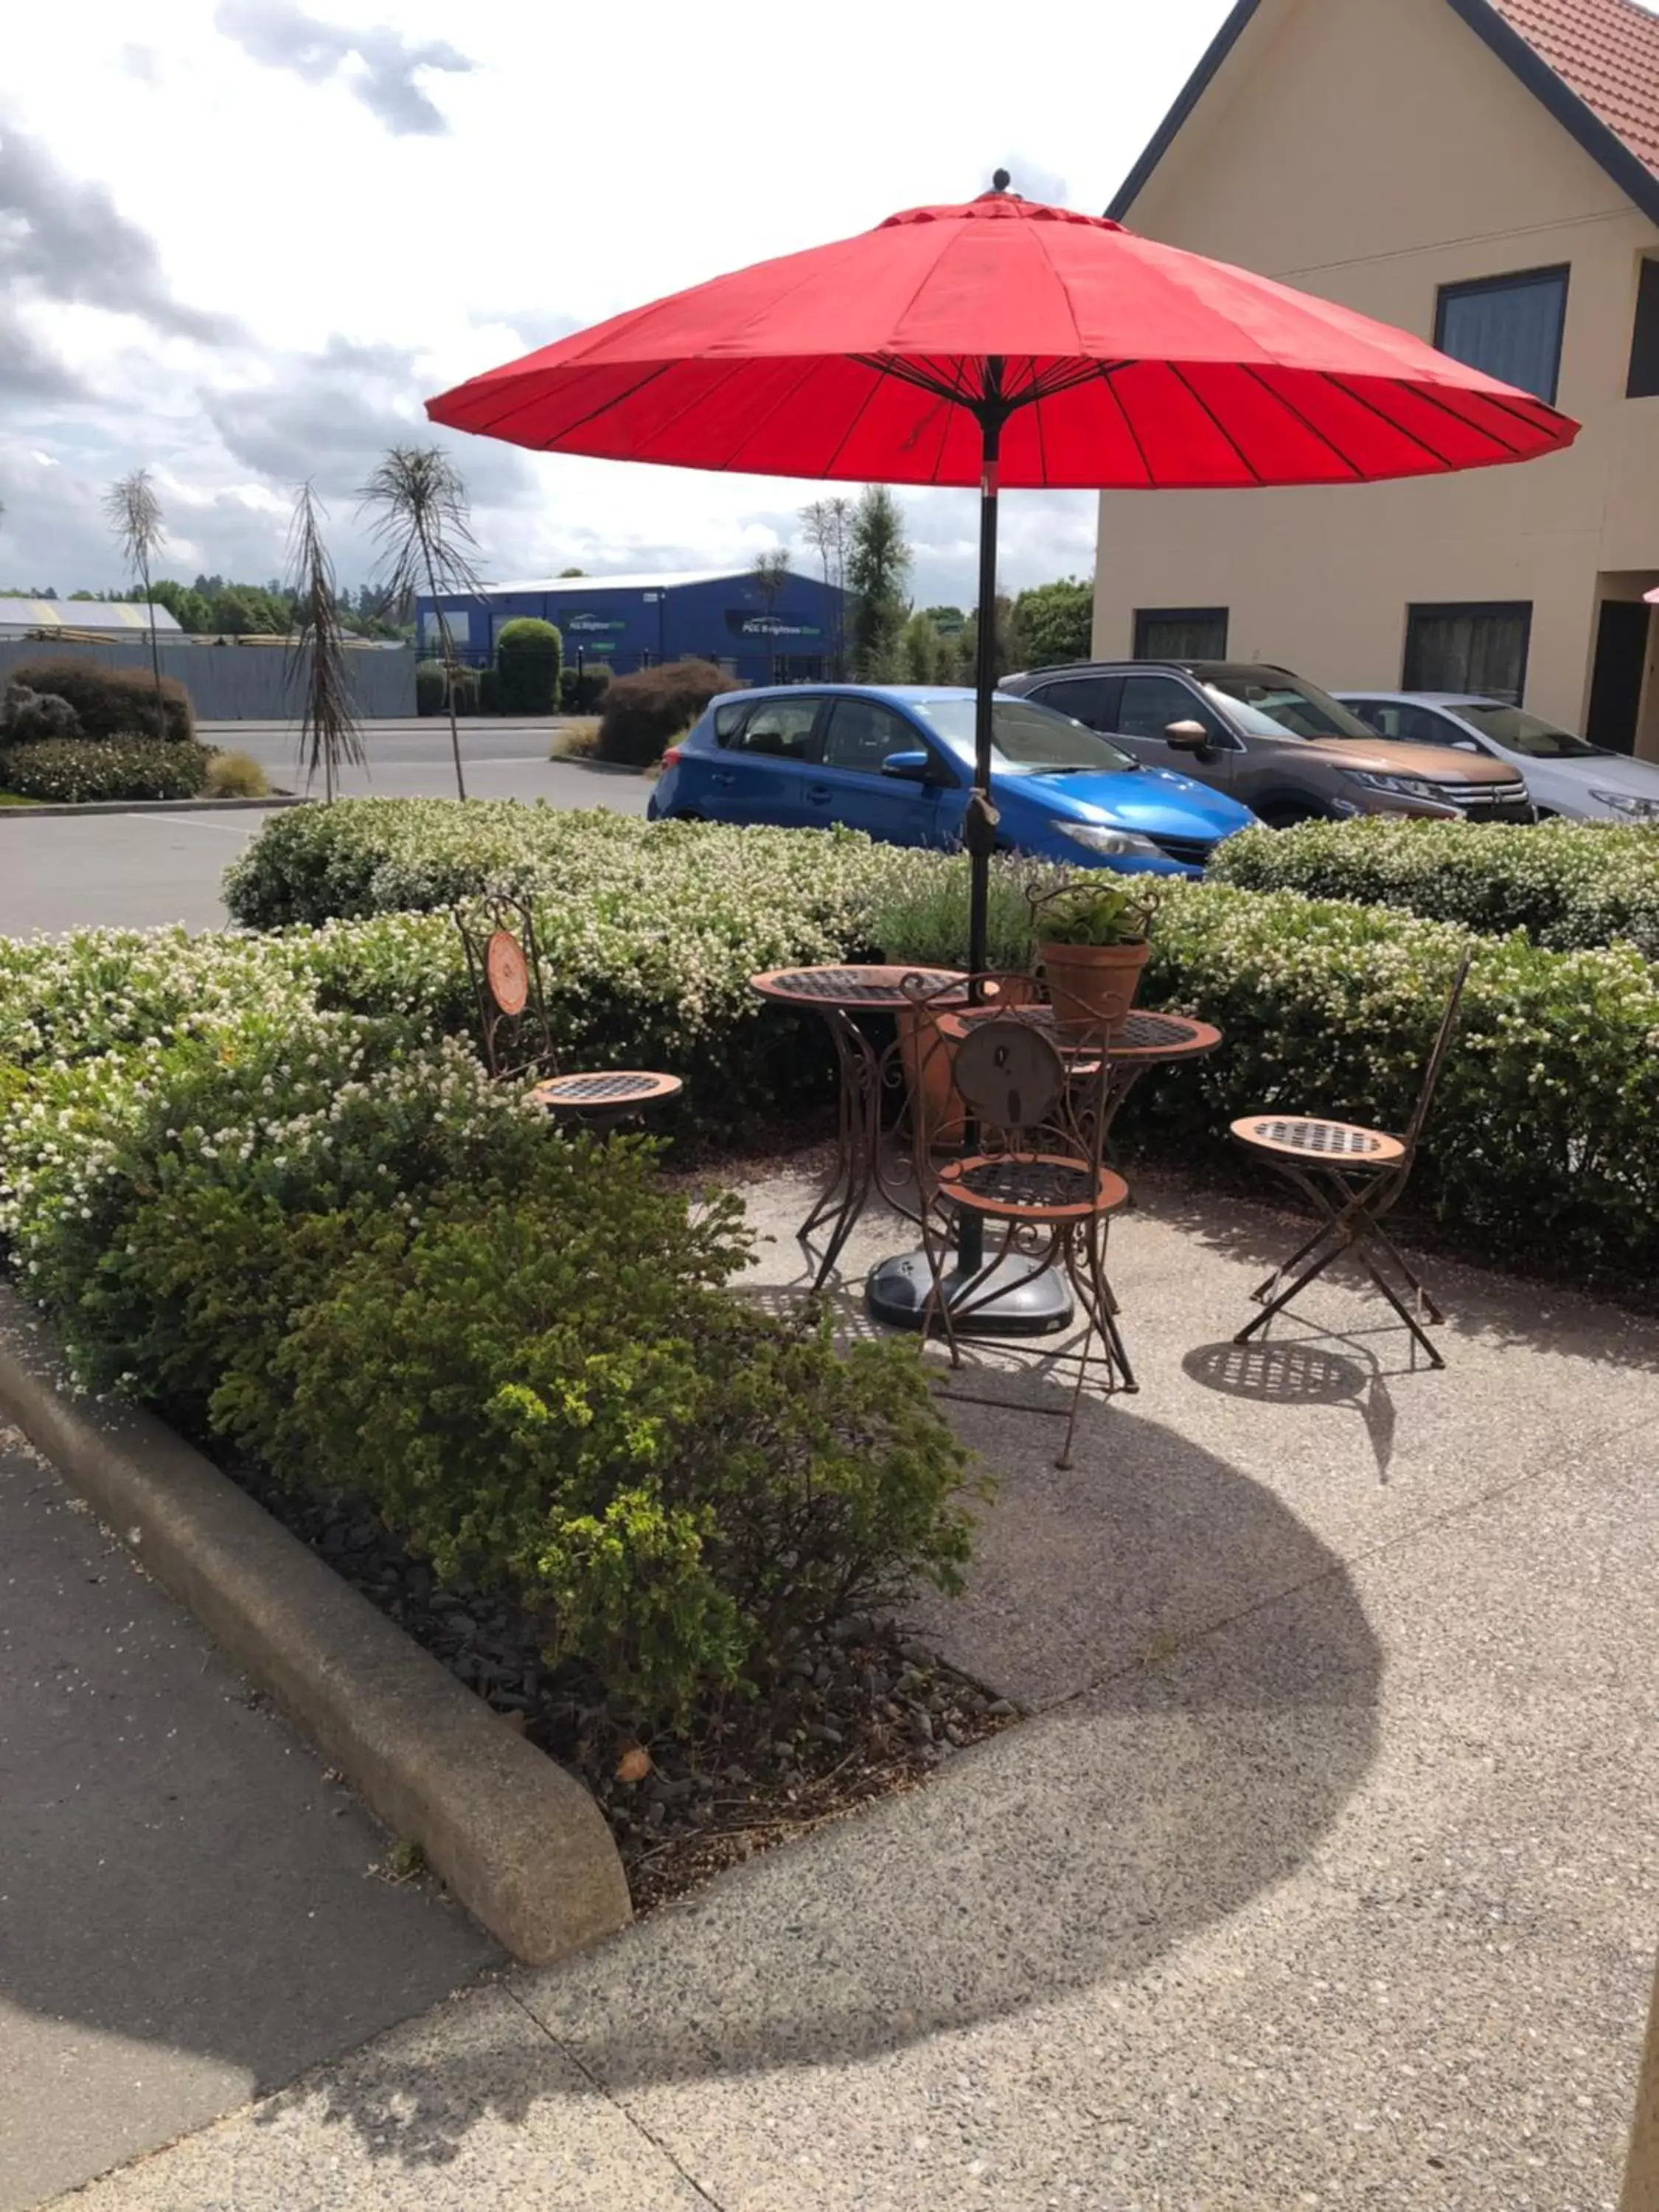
[103,469,169,740]
[358,445,481,800]
[800,495,853,677]
[285,484,365,804]
[751,547,790,614]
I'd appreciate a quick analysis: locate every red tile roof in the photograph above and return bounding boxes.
[1489,0,1659,175]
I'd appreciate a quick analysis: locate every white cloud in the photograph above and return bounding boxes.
[0,0,1235,601]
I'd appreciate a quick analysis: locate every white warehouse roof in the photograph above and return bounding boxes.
[0,599,182,633]
[476,568,755,597]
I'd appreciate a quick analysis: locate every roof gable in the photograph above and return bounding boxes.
[1110,0,1659,226]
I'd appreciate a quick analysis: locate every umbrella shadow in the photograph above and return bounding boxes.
[274,1394,1382,2164]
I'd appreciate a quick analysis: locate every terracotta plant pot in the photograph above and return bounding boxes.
[896,975,1039,1150]
[1039,938,1150,1043]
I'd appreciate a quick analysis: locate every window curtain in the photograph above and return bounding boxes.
[1405,607,1530,704]
[1437,275,1565,401]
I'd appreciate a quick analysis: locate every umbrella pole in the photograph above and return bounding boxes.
[864,392,1075,1340]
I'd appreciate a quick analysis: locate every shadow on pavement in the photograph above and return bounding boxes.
[270,1400,1382,2163]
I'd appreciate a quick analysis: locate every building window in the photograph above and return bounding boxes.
[1628,258,1659,398]
[1403,602,1532,705]
[1433,266,1568,403]
[1133,607,1228,661]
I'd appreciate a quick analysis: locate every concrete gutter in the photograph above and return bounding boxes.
[0,796,308,819]
[0,1286,632,1964]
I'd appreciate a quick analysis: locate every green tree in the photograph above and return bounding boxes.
[210,587,263,635]
[495,616,563,714]
[145,579,213,631]
[846,485,911,683]
[958,594,1022,684]
[1012,577,1093,668]
[800,495,854,675]
[900,609,945,684]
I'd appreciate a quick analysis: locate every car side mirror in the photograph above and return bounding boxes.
[1164,719,1214,757]
[881,749,936,782]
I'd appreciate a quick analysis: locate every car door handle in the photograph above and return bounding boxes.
[806,783,832,803]
[711,771,735,787]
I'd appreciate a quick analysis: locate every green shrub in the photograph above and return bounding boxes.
[267,1153,972,1716]
[415,659,446,715]
[1211,817,1659,959]
[0,738,211,803]
[560,663,611,714]
[495,618,563,715]
[479,664,500,714]
[202,749,271,799]
[0,1005,973,1725]
[596,658,731,766]
[3,681,81,740]
[8,657,195,742]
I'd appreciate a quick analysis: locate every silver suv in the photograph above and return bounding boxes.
[1001,660,1535,827]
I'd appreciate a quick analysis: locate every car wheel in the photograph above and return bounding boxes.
[1257,804,1326,830]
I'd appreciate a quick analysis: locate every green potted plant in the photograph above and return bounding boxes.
[1032,879,1152,1041]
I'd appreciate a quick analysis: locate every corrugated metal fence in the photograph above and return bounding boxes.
[0,639,417,720]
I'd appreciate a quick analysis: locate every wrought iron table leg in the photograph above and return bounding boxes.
[798,1009,881,1293]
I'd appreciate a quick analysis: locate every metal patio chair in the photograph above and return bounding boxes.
[1230,948,1475,1366]
[453,894,682,1127]
[914,1012,1131,1470]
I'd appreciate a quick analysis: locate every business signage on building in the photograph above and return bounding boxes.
[564,612,630,636]
[724,610,824,640]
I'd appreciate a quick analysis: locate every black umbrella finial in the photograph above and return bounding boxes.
[992,167,1012,193]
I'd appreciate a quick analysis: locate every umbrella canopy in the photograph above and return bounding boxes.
[428,178,1578,1329]
[428,185,1576,490]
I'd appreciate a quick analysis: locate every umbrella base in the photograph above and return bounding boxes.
[865,1248,1075,1337]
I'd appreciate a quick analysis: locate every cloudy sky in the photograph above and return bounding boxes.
[1,0,1234,605]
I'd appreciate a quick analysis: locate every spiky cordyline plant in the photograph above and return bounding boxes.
[285,484,365,804]
[358,445,481,800]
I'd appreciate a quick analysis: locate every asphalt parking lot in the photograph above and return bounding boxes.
[0,723,649,936]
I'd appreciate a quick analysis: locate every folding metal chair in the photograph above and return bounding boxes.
[915,1012,1131,1469]
[453,894,682,1127]
[1231,948,1474,1367]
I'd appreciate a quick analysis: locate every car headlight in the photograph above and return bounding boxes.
[1588,789,1659,818]
[1053,821,1165,858]
[1340,770,1452,803]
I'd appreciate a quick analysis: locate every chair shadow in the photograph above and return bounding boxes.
[1183,1336,1399,1483]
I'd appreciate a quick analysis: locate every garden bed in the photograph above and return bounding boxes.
[232,1450,1009,1912]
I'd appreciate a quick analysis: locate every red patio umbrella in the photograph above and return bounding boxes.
[427,175,1577,1329]
[428,175,1576,973]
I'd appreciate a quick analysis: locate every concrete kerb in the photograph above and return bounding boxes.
[0,796,309,820]
[0,1284,632,1965]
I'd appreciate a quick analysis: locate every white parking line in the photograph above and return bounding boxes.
[127,814,265,830]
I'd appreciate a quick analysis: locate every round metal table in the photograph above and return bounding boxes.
[749,964,967,1292]
[866,1006,1223,1337]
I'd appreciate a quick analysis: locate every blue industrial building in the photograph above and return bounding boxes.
[417,566,848,686]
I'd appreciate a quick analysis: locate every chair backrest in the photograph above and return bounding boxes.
[1400,946,1475,1156]
[453,895,557,1083]
[950,1018,1068,1144]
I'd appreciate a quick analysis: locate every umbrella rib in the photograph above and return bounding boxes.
[1091,364,1157,487]
[1334,374,1535,462]
[823,364,897,477]
[1168,364,1266,487]
[1238,367,1372,480]
[467,361,678,445]
[712,355,843,471]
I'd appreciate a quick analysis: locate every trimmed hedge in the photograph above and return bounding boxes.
[8,657,195,742]
[214,801,1659,1295]
[561,663,611,714]
[1211,817,1659,959]
[495,617,562,714]
[1,738,211,803]
[596,658,731,766]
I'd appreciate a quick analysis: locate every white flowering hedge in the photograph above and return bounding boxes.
[1211,817,1659,959]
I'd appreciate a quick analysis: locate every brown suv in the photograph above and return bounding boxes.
[1001,660,1534,827]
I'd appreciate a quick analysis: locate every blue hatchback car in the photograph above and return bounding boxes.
[648,684,1256,874]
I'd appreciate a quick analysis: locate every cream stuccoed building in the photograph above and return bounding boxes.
[1095,0,1659,759]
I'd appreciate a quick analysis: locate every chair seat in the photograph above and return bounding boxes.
[530,1071,683,1115]
[1230,1113,1405,1166]
[936,1150,1130,1221]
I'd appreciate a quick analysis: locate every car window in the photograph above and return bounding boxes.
[1354,700,1467,748]
[1032,675,1118,731]
[1452,702,1612,759]
[1118,674,1223,744]
[821,698,917,776]
[1201,672,1375,739]
[727,698,821,759]
[914,697,1135,775]
[713,700,748,742]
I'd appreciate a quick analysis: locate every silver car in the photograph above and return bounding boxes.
[1337,692,1659,823]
